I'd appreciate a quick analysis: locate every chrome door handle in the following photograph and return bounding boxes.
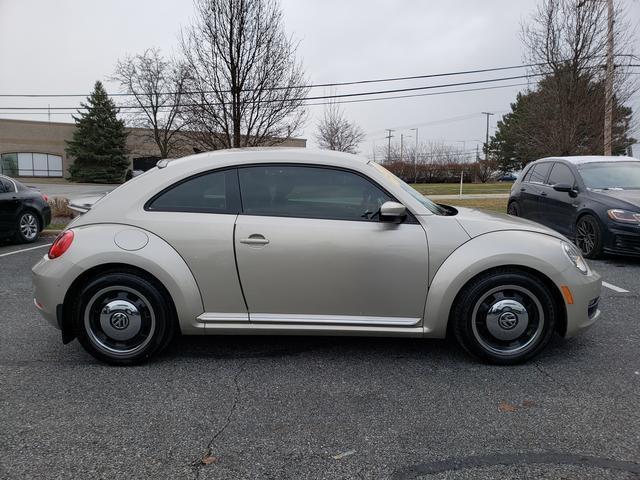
[240,234,269,246]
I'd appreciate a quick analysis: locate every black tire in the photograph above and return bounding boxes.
[507,201,519,216]
[575,214,603,259]
[452,269,558,365]
[14,210,41,244]
[71,271,176,365]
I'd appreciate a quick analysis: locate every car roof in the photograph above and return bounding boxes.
[162,148,369,172]
[535,155,639,165]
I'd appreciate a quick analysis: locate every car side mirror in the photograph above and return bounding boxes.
[380,201,406,221]
[553,183,579,197]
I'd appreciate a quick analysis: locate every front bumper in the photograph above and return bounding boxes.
[603,222,640,256]
[561,265,602,338]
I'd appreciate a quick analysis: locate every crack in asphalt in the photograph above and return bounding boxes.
[191,362,246,480]
[533,361,570,392]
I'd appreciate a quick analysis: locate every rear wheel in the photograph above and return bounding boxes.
[507,202,519,216]
[72,272,176,365]
[575,215,603,259]
[452,269,558,365]
[15,211,40,243]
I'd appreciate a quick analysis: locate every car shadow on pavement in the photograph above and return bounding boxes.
[156,334,580,367]
[160,335,469,363]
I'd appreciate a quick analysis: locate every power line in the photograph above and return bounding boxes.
[0,57,636,98]
[0,62,557,98]
[0,82,533,116]
[0,73,544,111]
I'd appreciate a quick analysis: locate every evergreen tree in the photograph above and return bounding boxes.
[488,69,635,173]
[66,81,129,183]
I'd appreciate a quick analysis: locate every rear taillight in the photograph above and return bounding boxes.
[42,194,49,202]
[48,230,74,259]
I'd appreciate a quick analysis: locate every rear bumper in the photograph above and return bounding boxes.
[42,206,52,229]
[32,254,82,331]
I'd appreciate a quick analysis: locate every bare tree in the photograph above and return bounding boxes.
[315,102,365,153]
[112,48,188,159]
[180,0,308,150]
[474,158,498,183]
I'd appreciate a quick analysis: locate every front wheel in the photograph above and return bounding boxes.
[507,202,519,216]
[452,269,558,365]
[15,211,40,243]
[575,215,603,259]
[72,272,176,365]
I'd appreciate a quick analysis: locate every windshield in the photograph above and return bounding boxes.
[370,162,448,215]
[579,161,640,190]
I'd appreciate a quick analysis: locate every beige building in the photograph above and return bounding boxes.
[0,118,306,180]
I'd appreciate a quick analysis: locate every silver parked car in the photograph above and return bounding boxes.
[32,149,601,365]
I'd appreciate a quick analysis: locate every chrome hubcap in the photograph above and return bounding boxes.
[472,285,544,356]
[84,286,155,356]
[99,299,141,341]
[19,213,38,240]
[486,299,529,341]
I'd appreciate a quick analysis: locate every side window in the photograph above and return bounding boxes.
[521,166,533,183]
[238,165,393,221]
[147,169,240,214]
[547,163,575,186]
[529,163,552,184]
[0,178,13,193]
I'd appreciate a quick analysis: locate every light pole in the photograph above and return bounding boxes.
[411,128,418,182]
[400,133,412,162]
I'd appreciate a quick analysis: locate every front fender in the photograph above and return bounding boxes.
[35,224,204,335]
[423,230,574,338]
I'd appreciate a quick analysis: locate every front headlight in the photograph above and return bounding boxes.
[562,241,589,275]
[607,209,640,224]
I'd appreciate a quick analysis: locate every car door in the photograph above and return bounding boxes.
[518,162,552,222]
[234,164,429,326]
[539,162,579,236]
[140,168,248,321]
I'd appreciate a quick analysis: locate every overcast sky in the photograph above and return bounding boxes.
[1,0,639,157]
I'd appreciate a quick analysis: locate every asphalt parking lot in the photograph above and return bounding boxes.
[1,237,639,479]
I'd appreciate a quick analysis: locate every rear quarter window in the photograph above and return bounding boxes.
[146,169,241,214]
[529,162,552,184]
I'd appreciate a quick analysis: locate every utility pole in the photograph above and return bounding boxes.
[604,0,614,156]
[578,0,614,155]
[481,112,494,160]
[400,134,404,162]
[385,129,394,163]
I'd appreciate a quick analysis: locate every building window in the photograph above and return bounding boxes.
[0,153,63,177]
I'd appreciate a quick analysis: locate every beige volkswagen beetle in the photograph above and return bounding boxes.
[32,149,601,365]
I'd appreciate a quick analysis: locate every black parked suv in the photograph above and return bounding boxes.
[507,156,640,258]
[0,175,51,243]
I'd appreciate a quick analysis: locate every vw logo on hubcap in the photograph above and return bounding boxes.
[110,312,130,330]
[498,311,518,330]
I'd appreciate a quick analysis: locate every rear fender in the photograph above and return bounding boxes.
[63,224,204,334]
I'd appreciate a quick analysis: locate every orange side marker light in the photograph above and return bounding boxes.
[560,285,574,305]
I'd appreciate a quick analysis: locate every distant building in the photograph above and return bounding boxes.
[0,118,306,180]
